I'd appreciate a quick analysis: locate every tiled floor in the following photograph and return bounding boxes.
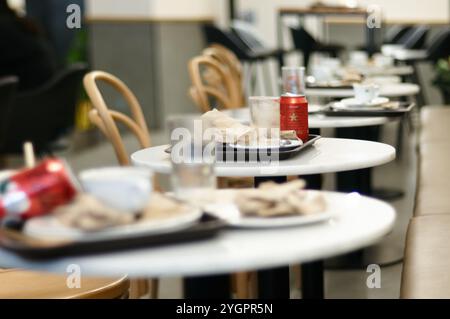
[34,117,415,299]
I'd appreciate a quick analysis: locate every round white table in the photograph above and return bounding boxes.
[222,107,392,128]
[306,83,419,98]
[131,138,396,177]
[131,138,395,298]
[0,192,395,278]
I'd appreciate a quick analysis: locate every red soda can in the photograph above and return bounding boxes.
[280,94,309,141]
[0,158,79,220]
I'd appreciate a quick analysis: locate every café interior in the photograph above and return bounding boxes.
[0,0,450,300]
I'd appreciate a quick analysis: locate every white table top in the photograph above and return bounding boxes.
[131,138,396,177]
[306,83,419,98]
[222,107,392,128]
[343,65,413,76]
[0,191,396,278]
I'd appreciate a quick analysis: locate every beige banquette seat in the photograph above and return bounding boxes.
[401,106,450,298]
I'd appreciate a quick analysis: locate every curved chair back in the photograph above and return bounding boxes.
[2,64,88,154]
[290,26,317,68]
[202,44,244,106]
[188,56,243,113]
[0,76,18,150]
[384,25,414,44]
[400,25,430,49]
[83,71,151,166]
[231,20,267,51]
[202,24,251,60]
[426,28,450,63]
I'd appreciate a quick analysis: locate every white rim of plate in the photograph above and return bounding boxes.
[339,97,389,107]
[228,139,303,150]
[23,207,203,242]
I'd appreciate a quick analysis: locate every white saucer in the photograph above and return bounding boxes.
[339,97,390,108]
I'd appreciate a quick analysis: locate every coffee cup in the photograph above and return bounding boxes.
[349,51,369,67]
[373,54,394,68]
[353,83,380,104]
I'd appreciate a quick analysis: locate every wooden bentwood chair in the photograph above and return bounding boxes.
[188,55,244,112]
[83,71,157,299]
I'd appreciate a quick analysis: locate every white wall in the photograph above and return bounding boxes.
[86,0,225,21]
[237,0,450,47]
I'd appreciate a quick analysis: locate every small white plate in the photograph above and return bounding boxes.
[339,97,390,108]
[228,139,303,151]
[24,207,203,242]
[204,190,333,228]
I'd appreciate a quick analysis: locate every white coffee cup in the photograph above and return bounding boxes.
[310,65,335,82]
[349,51,369,67]
[373,54,394,68]
[353,83,380,104]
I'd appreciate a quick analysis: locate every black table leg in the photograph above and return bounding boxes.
[184,275,231,299]
[258,267,291,299]
[301,261,324,299]
[255,176,290,299]
[327,126,404,269]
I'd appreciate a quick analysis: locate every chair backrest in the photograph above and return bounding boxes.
[0,76,18,150]
[384,25,413,44]
[426,27,450,63]
[83,71,151,166]
[202,44,244,105]
[188,55,243,113]
[399,25,430,49]
[231,20,267,51]
[202,24,250,60]
[3,64,88,153]
[290,26,317,51]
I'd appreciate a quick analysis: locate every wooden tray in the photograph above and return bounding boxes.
[0,214,225,259]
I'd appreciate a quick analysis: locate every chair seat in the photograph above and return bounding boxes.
[401,215,450,298]
[313,43,344,54]
[245,48,285,61]
[0,269,129,299]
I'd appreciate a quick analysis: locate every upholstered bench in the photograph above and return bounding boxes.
[401,215,450,298]
[401,106,450,298]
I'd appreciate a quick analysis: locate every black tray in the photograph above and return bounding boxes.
[307,83,353,89]
[217,134,321,162]
[0,214,225,259]
[322,102,415,117]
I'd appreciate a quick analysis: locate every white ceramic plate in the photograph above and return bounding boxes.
[228,139,303,151]
[23,207,203,242]
[339,97,390,108]
[204,190,334,228]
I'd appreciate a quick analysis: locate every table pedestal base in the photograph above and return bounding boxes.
[325,243,403,270]
[371,188,405,201]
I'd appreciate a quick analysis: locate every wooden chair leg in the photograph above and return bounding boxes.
[292,265,302,294]
[234,272,250,299]
[148,279,159,299]
[129,279,149,299]
[233,272,258,299]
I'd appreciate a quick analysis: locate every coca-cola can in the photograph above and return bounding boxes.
[0,158,79,220]
[280,94,309,141]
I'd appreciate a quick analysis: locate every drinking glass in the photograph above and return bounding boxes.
[167,115,216,201]
[282,66,306,95]
[249,96,280,140]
